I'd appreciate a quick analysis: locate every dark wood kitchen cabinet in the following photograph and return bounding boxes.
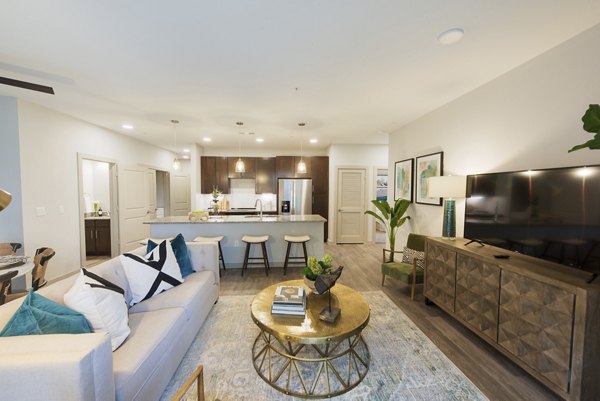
[228,157,256,179]
[311,156,329,241]
[275,156,312,178]
[200,156,229,194]
[255,157,276,193]
[85,219,111,256]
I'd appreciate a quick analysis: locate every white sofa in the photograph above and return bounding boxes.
[0,242,220,401]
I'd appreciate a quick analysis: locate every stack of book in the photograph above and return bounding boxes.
[271,285,306,316]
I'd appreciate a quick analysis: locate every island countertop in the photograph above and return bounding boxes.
[143,214,326,270]
[143,214,327,224]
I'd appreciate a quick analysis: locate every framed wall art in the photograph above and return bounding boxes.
[394,158,413,201]
[415,151,443,205]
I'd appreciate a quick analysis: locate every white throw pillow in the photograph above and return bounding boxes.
[64,268,130,351]
[120,240,183,306]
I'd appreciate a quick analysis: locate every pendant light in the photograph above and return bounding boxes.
[235,121,245,173]
[296,122,307,174]
[171,119,180,170]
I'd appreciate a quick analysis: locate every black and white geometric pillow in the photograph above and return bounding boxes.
[120,240,183,306]
[401,247,425,269]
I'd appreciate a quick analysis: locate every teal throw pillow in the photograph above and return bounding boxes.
[147,233,194,277]
[0,289,92,337]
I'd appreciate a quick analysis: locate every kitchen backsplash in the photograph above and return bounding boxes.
[196,179,276,211]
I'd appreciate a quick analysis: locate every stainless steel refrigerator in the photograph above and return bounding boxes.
[278,178,312,215]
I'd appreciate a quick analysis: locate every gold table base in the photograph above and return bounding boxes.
[252,329,370,398]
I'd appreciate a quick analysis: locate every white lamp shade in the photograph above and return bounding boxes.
[428,175,466,198]
[0,188,11,211]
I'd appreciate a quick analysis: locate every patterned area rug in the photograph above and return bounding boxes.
[160,292,488,401]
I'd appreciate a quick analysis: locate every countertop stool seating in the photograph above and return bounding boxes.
[283,234,310,275]
[194,235,226,275]
[241,235,270,277]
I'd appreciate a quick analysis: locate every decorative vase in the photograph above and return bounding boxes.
[303,276,317,293]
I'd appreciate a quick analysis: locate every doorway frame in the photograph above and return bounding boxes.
[371,165,388,244]
[77,153,120,268]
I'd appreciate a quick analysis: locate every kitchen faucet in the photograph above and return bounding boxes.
[255,198,263,217]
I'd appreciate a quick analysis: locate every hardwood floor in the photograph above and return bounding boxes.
[219,242,560,401]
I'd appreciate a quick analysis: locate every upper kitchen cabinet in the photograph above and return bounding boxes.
[275,156,295,178]
[256,157,276,193]
[310,156,329,194]
[275,156,313,178]
[228,157,256,179]
[200,156,229,194]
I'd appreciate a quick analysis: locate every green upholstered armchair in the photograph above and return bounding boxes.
[381,233,426,300]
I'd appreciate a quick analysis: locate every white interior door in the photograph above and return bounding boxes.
[170,173,191,216]
[118,165,149,252]
[336,168,366,243]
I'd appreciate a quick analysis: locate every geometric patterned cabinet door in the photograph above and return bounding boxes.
[425,242,457,312]
[455,255,501,342]
[498,270,575,393]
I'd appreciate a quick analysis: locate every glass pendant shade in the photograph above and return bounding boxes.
[172,158,181,170]
[235,158,245,173]
[296,159,307,174]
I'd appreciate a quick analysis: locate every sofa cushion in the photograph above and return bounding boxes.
[89,257,135,307]
[381,261,425,284]
[113,307,186,401]
[64,268,130,351]
[129,270,214,320]
[0,289,92,336]
[120,240,183,306]
[147,233,194,278]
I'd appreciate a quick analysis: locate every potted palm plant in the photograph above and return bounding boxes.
[364,198,411,262]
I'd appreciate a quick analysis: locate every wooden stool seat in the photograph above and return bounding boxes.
[242,235,270,276]
[194,236,226,273]
[283,235,310,275]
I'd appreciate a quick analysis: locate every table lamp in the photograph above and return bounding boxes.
[0,188,12,212]
[428,176,466,240]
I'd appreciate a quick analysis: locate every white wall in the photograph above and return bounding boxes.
[389,23,600,249]
[15,100,178,280]
[328,144,389,243]
[0,97,24,248]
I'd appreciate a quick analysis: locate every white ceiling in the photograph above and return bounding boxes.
[1,1,600,155]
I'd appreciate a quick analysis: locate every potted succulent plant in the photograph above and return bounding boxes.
[303,254,333,293]
[364,198,411,262]
[569,104,600,152]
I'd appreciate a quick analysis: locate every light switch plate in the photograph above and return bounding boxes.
[36,206,46,216]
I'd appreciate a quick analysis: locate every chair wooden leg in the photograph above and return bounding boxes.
[283,241,291,275]
[302,242,308,265]
[411,260,417,301]
[242,243,250,276]
[261,242,269,276]
[218,242,226,270]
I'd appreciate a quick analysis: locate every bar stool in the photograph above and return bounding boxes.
[242,235,270,276]
[194,236,226,275]
[283,235,310,275]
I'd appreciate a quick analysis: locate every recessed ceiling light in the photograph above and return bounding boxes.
[202,137,212,142]
[437,28,465,45]
[256,138,264,143]
[309,138,318,144]
[183,148,190,153]
[122,124,134,130]
[182,155,190,159]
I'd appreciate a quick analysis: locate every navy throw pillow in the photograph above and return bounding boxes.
[147,233,194,277]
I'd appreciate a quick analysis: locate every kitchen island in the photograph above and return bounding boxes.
[144,214,326,271]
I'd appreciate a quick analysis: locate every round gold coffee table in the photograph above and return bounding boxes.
[251,280,370,398]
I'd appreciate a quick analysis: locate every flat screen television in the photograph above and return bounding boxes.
[464,165,600,274]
